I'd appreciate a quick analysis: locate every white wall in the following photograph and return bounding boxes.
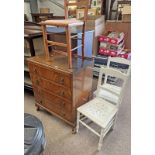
[24,2,32,21]
[37,0,64,16]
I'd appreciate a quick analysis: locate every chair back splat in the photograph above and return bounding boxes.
[107,57,131,76]
[96,67,128,107]
[64,0,91,20]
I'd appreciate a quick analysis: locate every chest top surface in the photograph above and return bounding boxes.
[27,54,93,74]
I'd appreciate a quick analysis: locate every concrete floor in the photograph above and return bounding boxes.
[24,77,131,155]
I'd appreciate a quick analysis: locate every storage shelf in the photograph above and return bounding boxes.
[24,75,32,86]
[24,65,29,72]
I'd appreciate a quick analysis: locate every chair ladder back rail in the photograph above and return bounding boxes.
[98,86,121,97]
[64,0,91,21]
[66,0,91,7]
[96,67,128,106]
[100,67,128,82]
[108,57,131,66]
[41,24,50,58]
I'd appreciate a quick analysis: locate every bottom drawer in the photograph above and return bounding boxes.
[35,89,73,122]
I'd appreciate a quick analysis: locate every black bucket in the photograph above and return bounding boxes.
[24,113,46,155]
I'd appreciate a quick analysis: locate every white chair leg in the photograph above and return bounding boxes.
[111,114,117,131]
[98,128,105,151]
[76,111,80,133]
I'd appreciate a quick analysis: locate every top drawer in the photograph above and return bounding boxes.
[28,62,72,88]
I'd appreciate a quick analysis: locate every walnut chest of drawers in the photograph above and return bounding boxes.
[27,54,93,128]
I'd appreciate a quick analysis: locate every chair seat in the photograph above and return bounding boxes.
[93,84,121,105]
[77,97,118,128]
[41,18,84,27]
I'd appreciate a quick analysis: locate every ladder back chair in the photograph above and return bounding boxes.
[76,67,128,151]
[94,57,130,105]
[40,0,91,68]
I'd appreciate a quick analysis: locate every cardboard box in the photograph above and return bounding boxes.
[122,14,131,22]
[104,21,131,49]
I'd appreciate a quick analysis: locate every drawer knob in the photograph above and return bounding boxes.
[40,100,43,104]
[34,68,38,74]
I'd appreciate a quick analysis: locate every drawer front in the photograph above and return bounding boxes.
[31,76,72,101]
[42,79,72,101]
[42,90,72,121]
[28,62,72,88]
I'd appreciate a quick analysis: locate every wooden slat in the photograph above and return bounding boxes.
[72,37,82,40]
[67,1,88,7]
[52,49,68,56]
[71,34,83,40]
[71,34,79,38]
[79,120,100,137]
[47,40,67,47]
[71,44,83,51]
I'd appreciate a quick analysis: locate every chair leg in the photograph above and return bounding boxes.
[65,26,72,68]
[41,25,50,59]
[76,111,80,133]
[111,114,117,131]
[81,24,85,59]
[98,128,105,151]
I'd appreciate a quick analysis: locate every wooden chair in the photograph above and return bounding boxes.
[76,67,128,151]
[40,0,91,68]
[94,57,130,105]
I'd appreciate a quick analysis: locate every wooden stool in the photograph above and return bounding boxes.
[40,0,91,68]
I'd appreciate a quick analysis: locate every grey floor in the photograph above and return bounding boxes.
[24,76,131,155]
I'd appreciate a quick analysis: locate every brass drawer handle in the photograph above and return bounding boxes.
[35,80,39,85]
[59,77,64,84]
[34,68,38,74]
[60,90,65,96]
[40,100,43,104]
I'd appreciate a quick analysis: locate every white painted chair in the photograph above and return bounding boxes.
[94,57,130,105]
[76,67,128,151]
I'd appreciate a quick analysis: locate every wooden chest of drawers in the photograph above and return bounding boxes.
[28,54,93,129]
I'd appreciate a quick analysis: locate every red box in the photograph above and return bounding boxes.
[99,48,118,57]
[98,36,110,42]
[98,32,125,45]
[117,53,131,59]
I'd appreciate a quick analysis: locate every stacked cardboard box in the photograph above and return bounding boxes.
[93,21,131,77]
[98,32,130,58]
